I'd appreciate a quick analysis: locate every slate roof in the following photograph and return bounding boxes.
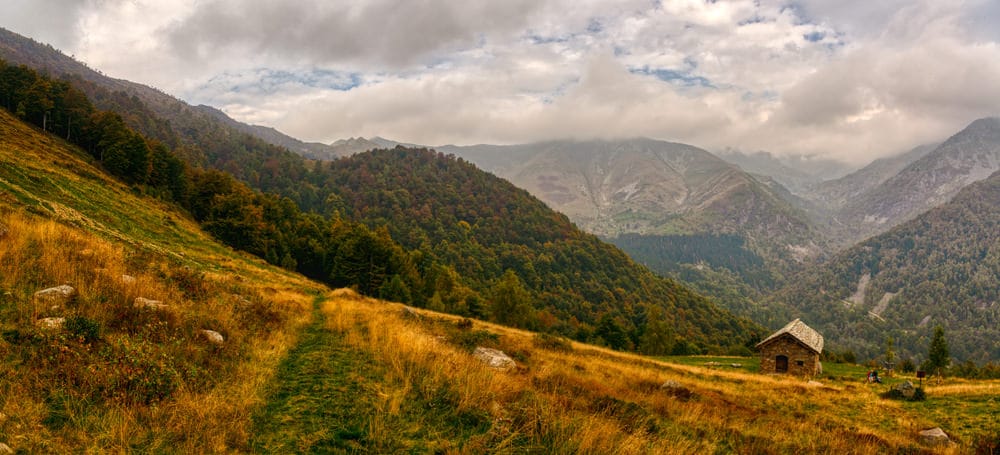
[755,318,824,354]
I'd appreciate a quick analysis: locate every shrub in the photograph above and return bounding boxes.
[65,315,102,344]
[99,337,179,404]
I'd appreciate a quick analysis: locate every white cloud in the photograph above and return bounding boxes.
[2,0,999,165]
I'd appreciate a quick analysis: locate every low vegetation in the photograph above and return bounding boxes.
[262,290,996,453]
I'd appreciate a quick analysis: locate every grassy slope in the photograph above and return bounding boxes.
[0,109,323,451]
[2,110,998,453]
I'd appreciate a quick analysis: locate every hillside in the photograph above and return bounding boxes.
[315,147,764,353]
[0,106,325,451]
[716,149,855,194]
[442,139,825,309]
[834,118,1000,245]
[769,170,1000,362]
[808,143,938,212]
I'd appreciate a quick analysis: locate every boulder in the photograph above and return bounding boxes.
[36,317,66,330]
[473,347,516,372]
[661,379,694,401]
[200,329,224,345]
[33,285,76,306]
[919,427,950,446]
[0,442,13,454]
[401,306,421,319]
[895,380,916,399]
[121,274,137,284]
[134,297,168,311]
[807,380,824,387]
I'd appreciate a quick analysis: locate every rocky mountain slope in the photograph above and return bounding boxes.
[442,139,825,272]
[716,149,855,194]
[832,118,1000,245]
[807,143,937,212]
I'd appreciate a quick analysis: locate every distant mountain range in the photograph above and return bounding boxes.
[715,149,856,194]
[829,118,1000,245]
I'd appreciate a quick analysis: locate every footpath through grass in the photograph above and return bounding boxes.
[250,296,377,453]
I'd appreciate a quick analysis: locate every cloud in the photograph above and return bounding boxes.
[164,0,544,70]
[3,0,999,166]
[0,0,95,51]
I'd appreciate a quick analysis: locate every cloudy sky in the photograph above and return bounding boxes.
[3,0,1000,165]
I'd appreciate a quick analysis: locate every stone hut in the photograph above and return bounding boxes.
[756,319,823,376]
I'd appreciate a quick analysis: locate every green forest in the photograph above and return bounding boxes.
[769,172,1000,362]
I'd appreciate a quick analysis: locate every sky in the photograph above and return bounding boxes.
[3,0,1000,165]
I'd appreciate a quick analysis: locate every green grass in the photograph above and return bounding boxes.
[662,355,877,381]
[250,296,376,453]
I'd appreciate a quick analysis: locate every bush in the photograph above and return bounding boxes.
[65,316,102,344]
[99,337,179,404]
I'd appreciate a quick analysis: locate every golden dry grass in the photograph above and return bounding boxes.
[319,295,975,454]
[0,209,318,452]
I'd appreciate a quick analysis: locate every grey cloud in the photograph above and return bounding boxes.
[166,0,543,69]
[0,0,102,50]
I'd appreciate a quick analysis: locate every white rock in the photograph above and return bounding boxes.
[473,347,515,372]
[919,427,950,446]
[121,274,137,284]
[0,442,13,454]
[134,297,168,311]
[33,285,76,305]
[36,317,66,330]
[200,329,224,345]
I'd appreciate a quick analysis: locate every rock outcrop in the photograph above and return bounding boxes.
[473,347,516,372]
[918,427,951,447]
[200,329,224,345]
[36,317,66,330]
[33,285,76,306]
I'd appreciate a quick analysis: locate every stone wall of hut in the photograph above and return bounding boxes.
[759,335,821,376]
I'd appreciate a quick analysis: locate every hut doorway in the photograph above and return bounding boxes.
[775,355,788,373]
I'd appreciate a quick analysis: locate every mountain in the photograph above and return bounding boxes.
[317,147,765,352]
[442,139,825,278]
[193,104,341,160]
[716,149,855,194]
[445,139,817,241]
[807,143,937,212]
[0,27,317,190]
[833,118,1000,245]
[768,170,1000,362]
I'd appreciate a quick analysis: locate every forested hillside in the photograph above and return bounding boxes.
[769,171,1000,362]
[313,148,764,353]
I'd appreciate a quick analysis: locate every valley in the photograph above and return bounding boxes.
[2,6,1000,451]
